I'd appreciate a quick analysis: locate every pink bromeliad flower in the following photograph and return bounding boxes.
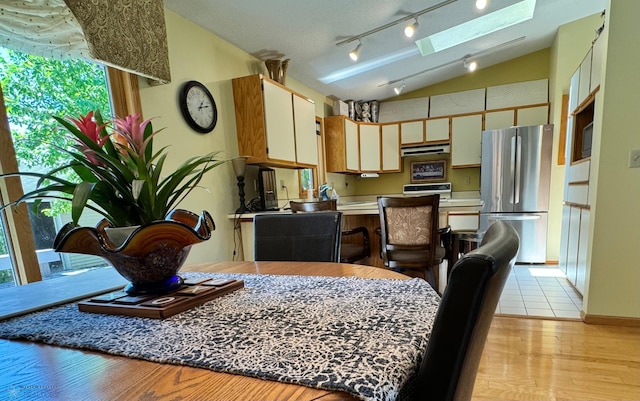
[112,113,161,158]
[66,111,109,164]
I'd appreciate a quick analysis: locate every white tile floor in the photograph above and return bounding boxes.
[495,265,583,320]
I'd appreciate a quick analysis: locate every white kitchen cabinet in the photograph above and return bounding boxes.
[425,118,449,142]
[516,105,549,126]
[568,69,580,113]
[577,48,592,107]
[446,212,479,231]
[576,208,589,294]
[566,206,580,287]
[359,123,381,172]
[558,205,571,276]
[451,113,483,167]
[559,203,590,296]
[325,115,360,173]
[262,79,296,162]
[400,120,424,145]
[293,93,318,165]
[590,34,604,92]
[485,110,514,130]
[232,74,317,168]
[381,123,401,172]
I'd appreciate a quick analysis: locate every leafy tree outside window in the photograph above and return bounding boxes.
[0,47,112,287]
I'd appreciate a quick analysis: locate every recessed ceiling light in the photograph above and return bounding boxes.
[476,0,488,10]
[415,0,536,56]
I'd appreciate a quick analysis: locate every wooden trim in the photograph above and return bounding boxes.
[107,68,143,118]
[567,180,589,186]
[0,84,41,284]
[558,94,569,165]
[563,202,590,210]
[582,311,640,327]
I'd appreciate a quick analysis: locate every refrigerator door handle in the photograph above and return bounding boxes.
[510,136,516,204]
[514,134,521,204]
[488,214,541,221]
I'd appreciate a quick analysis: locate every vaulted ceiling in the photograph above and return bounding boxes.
[164,0,606,101]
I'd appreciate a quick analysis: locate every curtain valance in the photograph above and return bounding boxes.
[0,0,171,83]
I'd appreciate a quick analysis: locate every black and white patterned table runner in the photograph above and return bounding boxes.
[0,273,440,401]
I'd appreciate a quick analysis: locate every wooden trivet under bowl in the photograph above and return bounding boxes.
[78,277,244,319]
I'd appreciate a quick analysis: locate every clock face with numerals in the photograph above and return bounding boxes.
[179,80,217,134]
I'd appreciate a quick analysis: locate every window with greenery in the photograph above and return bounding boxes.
[0,47,137,288]
[298,117,325,199]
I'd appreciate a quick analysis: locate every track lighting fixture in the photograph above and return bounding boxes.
[394,82,406,95]
[463,58,477,72]
[404,18,419,38]
[335,0,456,47]
[349,41,362,61]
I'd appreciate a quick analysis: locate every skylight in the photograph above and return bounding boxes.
[415,0,536,56]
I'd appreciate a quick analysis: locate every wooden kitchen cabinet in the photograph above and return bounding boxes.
[381,123,401,172]
[359,123,380,172]
[232,74,317,168]
[451,113,483,167]
[325,115,360,173]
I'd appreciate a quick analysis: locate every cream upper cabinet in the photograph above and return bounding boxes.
[451,114,483,167]
[516,105,549,126]
[232,74,317,168]
[425,118,449,142]
[292,94,318,166]
[262,79,296,163]
[381,123,401,172]
[577,48,592,107]
[590,35,604,92]
[485,110,514,130]
[345,118,359,171]
[325,115,360,173]
[359,124,381,172]
[400,120,424,145]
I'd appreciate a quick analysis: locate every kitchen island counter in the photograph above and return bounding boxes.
[229,192,482,267]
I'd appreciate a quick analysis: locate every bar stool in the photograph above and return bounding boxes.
[447,230,484,277]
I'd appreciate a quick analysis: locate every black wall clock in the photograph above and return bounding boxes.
[179,80,218,134]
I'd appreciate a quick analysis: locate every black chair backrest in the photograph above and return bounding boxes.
[290,199,337,212]
[414,221,520,401]
[254,212,342,262]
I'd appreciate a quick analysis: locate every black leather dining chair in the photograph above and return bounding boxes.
[290,199,370,264]
[410,220,520,401]
[254,212,342,262]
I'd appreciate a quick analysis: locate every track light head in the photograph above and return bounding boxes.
[394,82,406,95]
[349,42,362,61]
[404,19,419,38]
[463,58,477,72]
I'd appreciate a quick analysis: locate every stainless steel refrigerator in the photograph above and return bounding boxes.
[480,124,553,263]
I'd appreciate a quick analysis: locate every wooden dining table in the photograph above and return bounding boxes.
[0,261,411,401]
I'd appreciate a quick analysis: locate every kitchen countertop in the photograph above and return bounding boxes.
[230,192,483,218]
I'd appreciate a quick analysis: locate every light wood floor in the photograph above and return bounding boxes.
[472,316,640,401]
